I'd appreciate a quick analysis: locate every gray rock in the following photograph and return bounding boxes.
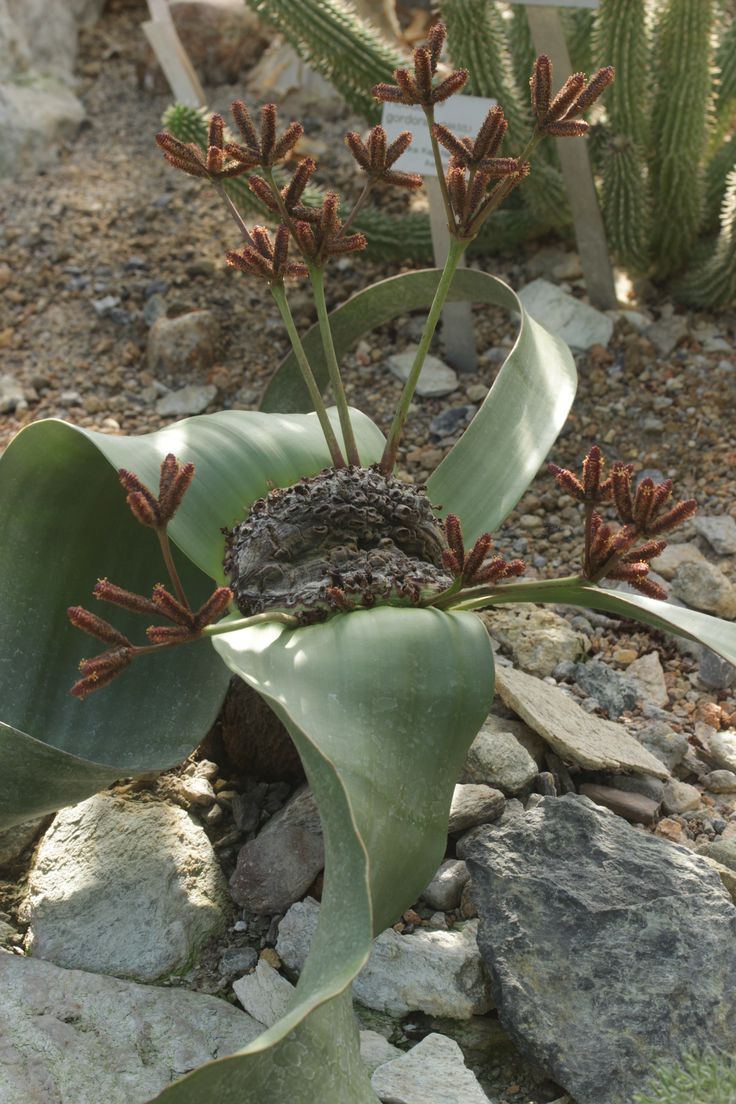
[625,652,669,708]
[0,373,25,414]
[698,647,736,690]
[643,314,689,356]
[91,294,120,317]
[388,349,458,397]
[155,383,218,417]
[147,309,218,375]
[218,946,258,976]
[0,82,85,177]
[574,660,639,719]
[461,717,539,795]
[354,920,491,1019]
[693,515,736,555]
[651,542,706,580]
[518,279,614,351]
[661,779,702,814]
[483,606,587,677]
[275,896,320,975]
[25,794,228,982]
[229,785,324,914]
[697,838,736,872]
[0,816,45,868]
[233,958,294,1026]
[670,561,736,618]
[0,951,262,1104]
[421,860,470,912]
[448,784,505,833]
[634,721,688,771]
[371,1032,490,1104]
[605,772,665,803]
[360,1030,402,1075]
[493,666,668,778]
[578,783,660,824]
[465,794,736,1104]
[702,728,736,772]
[276,899,491,1018]
[703,769,736,793]
[0,921,17,946]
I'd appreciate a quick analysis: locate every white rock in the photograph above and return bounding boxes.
[277,900,491,1019]
[175,775,217,806]
[0,82,85,177]
[421,859,470,912]
[518,278,614,351]
[704,728,736,773]
[155,384,218,416]
[233,958,294,1027]
[644,314,689,356]
[448,784,505,833]
[670,561,736,618]
[693,516,736,556]
[25,793,228,982]
[360,1030,402,1075]
[388,350,458,397]
[354,920,491,1019]
[483,605,587,677]
[703,770,736,793]
[461,717,539,795]
[0,373,24,414]
[0,951,262,1104]
[371,1032,490,1104]
[662,780,702,815]
[626,652,669,708]
[651,542,707,580]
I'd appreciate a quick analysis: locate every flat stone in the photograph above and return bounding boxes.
[670,561,736,618]
[0,817,45,868]
[465,794,736,1104]
[693,515,736,555]
[578,783,660,824]
[493,666,669,778]
[643,314,689,356]
[447,784,505,833]
[229,785,324,914]
[360,1030,402,1075]
[0,951,262,1103]
[218,945,258,977]
[461,717,539,795]
[25,794,228,982]
[277,899,491,1019]
[388,349,458,397]
[651,542,707,580]
[698,647,736,689]
[661,779,702,814]
[421,859,470,912]
[371,1032,490,1104]
[233,958,294,1026]
[604,772,665,803]
[625,652,669,708]
[155,383,217,416]
[574,660,639,719]
[147,309,218,375]
[518,278,614,351]
[482,606,587,677]
[703,769,736,793]
[634,721,688,771]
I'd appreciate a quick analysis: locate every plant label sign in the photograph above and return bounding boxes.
[381,97,496,373]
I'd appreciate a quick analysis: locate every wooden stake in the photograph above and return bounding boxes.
[143,0,205,108]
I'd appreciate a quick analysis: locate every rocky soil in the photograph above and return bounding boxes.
[2,2,736,1104]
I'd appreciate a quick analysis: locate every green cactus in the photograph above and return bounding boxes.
[703,130,736,233]
[633,1049,736,1104]
[595,0,652,270]
[562,7,596,76]
[242,0,403,123]
[160,103,542,261]
[677,167,736,308]
[649,0,714,279]
[714,9,736,120]
[506,4,537,110]
[442,0,568,229]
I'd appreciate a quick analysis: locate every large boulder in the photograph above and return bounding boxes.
[464,795,736,1104]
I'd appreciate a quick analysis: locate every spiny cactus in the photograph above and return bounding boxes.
[442,0,568,229]
[562,7,596,76]
[243,0,403,122]
[703,130,736,233]
[633,1048,736,1104]
[649,0,715,280]
[595,0,651,270]
[678,167,736,308]
[714,10,736,119]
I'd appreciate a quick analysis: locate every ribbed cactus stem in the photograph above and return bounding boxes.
[677,167,736,308]
[442,0,567,229]
[649,0,714,279]
[595,0,652,271]
[633,1050,736,1104]
[243,0,403,122]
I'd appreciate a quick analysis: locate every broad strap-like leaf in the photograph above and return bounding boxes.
[0,410,384,828]
[151,607,494,1103]
[456,578,736,669]
[261,269,577,542]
